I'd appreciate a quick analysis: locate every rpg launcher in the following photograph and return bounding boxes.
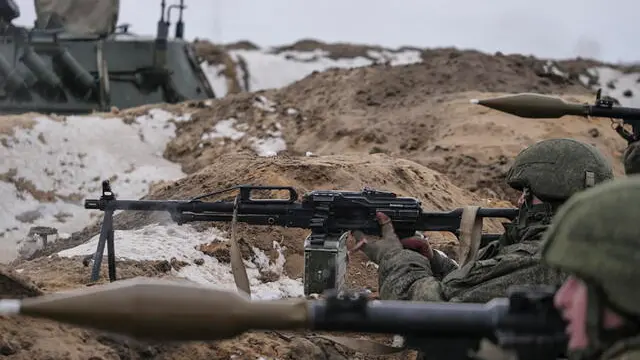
[84,180,517,295]
[472,88,640,143]
[0,278,567,360]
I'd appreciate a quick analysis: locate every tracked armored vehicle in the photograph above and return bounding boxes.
[0,0,215,114]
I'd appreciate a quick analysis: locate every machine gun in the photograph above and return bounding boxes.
[84,180,518,295]
[472,88,640,143]
[1,278,567,360]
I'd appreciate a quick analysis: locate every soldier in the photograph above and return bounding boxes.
[350,138,614,303]
[543,176,640,360]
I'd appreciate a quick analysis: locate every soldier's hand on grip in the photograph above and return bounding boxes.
[349,212,404,263]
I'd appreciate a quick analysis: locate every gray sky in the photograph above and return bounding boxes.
[13,0,640,63]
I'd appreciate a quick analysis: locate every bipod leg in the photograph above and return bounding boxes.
[89,209,114,283]
[106,218,116,282]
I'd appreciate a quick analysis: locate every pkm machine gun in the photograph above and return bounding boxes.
[472,89,640,143]
[84,181,518,295]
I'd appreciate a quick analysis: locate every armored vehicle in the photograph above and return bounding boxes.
[0,0,215,114]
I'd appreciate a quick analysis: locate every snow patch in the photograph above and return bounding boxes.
[201,118,246,141]
[0,110,189,263]
[200,114,287,157]
[585,67,640,107]
[200,62,228,97]
[57,223,304,300]
[251,137,287,157]
[201,49,422,96]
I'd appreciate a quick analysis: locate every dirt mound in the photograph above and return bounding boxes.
[0,267,42,299]
[270,38,423,61]
[162,75,625,203]
[200,38,640,101]
[1,257,316,360]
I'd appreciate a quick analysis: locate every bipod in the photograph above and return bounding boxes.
[89,180,117,283]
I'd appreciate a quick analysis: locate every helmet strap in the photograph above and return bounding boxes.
[500,188,555,246]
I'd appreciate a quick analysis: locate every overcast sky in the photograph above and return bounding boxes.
[13,0,639,63]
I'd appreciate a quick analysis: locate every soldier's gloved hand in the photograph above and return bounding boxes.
[349,212,403,264]
[399,232,435,260]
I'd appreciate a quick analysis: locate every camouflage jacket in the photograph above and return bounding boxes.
[376,204,566,302]
[599,335,640,360]
[624,142,640,175]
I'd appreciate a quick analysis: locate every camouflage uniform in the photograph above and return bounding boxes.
[360,139,614,303]
[623,142,640,174]
[542,177,640,360]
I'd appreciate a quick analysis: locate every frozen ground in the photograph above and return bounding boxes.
[57,223,304,300]
[200,47,640,107]
[201,48,423,97]
[199,96,287,157]
[0,109,190,263]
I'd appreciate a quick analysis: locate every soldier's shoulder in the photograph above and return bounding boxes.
[603,337,640,360]
[605,348,640,360]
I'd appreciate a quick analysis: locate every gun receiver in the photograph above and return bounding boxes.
[84,180,517,294]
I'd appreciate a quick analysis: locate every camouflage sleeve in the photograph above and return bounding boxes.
[624,141,640,175]
[430,250,459,279]
[376,247,446,302]
[607,348,640,360]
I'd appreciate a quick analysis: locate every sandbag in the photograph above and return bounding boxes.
[34,0,119,35]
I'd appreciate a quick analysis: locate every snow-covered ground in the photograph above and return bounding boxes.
[199,96,288,157]
[587,67,640,107]
[201,48,423,97]
[0,109,189,262]
[56,223,304,300]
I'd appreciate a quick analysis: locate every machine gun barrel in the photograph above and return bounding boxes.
[84,198,294,214]
[84,188,517,235]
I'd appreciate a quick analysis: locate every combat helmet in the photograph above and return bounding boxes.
[542,177,640,356]
[506,138,614,202]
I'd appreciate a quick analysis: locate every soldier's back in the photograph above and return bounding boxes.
[442,240,565,302]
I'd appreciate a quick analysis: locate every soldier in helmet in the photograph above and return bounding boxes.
[350,138,614,303]
[543,177,640,360]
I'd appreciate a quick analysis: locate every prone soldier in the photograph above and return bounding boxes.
[350,138,614,304]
